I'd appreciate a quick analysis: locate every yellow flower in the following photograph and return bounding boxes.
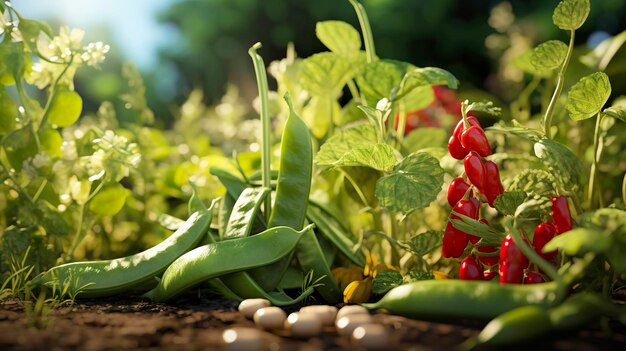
[331,266,363,291]
[343,277,372,304]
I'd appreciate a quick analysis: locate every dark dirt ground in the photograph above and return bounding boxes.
[1,293,625,351]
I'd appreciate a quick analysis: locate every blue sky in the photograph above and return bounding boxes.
[19,0,178,69]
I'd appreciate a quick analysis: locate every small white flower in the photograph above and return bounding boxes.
[81,41,110,67]
[0,9,21,42]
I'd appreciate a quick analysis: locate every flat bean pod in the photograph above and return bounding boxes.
[363,280,558,320]
[250,94,313,291]
[219,186,314,305]
[142,225,311,302]
[295,228,342,303]
[307,205,365,267]
[30,210,213,298]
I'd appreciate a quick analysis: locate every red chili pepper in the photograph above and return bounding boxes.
[461,126,492,157]
[441,199,479,258]
[483,270,498,281]
[464,152,487,189]
[448,117,480,160]
[499,234,529,284]
[523,271,546,284]
[447,177,471,207]
[482,160,504,207]
[533,222,557,261]
[459,255,484,280]
[476,245,499,266]
[551,196,572,234]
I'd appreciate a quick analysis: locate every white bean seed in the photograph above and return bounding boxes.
[222,327,267,351]
[253,307,287,330]
[336,305,369,321]
[238,298,271,319]
[351,324,389,349]
[335,314,374,336]
[284,312,323,338]
[299,305,338,326]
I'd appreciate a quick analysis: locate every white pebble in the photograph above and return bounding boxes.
[222,327,267,351]
[352,324,389,349]
[253,307,287,330]
[335,314,374,336]
[336,305,369,321]
[284,312,323,338]
[299,305,338,326]
[238,298,271,319]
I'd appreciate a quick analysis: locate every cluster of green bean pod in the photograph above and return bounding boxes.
[30,94,363,304]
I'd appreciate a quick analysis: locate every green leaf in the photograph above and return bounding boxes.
[18,19,54,50]
[375,152,444,213]
[508,169,557,198]
[465,101,502,117]
[603,97,626,122]
[0,88,17,135]
[316,124,378,166]
[512,49,551,78]
[401,85,435,112]
[48,89,83,128]
[371,270,403,295]
[534,139,583,192]
[335,144,397,172]
[530,40,569,72]
[493,191,527,216]
[403,128,447,152]
[356,60,413,106]
[566,72,611,121]
[39,129,63,158]
[552,0,590,30]
[580,30,626,70]
[88,183,127,216]
[392,67,458,102]
[403,269,435,283]
[316,21,361,55]
[450,214,506,247]
[299,52,364,97]
[301,96,341,139]
[487,120,544,141]
[543,228,610,255]
[398,230,442,257]
[3,127,38,171]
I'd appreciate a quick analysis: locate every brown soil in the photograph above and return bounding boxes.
[1,294,625,351]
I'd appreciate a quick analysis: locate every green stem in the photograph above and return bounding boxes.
[248,43,272,223]
[506,220,559,283]
[38,55,75,133]
[66,204,86,261]
[622,173,626,206]
[340,169,370,208]
[542,30,575,139]
[516,76,541,121]
[0,160,33,203]
[32,179,47,203]
[622,174,626,205]
[14,79,41,149]
[348,0,377,63]
[327,96,335,137]
[347,80,361,103]
[587,113,602,209]
[396,103,407,143]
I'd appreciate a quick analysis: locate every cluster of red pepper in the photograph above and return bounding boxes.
[442,112,574,284]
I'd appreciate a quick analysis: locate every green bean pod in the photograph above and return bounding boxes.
[307,204,365,266]
[363,280,558,320]
[224,187,270,239]
[548,292,609,331]
[295,228,342,303]
[142,225,311,302]
[218,186,314,306]
[473,305,552,347]
[250,93,314,291]
[29,210,213,298]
